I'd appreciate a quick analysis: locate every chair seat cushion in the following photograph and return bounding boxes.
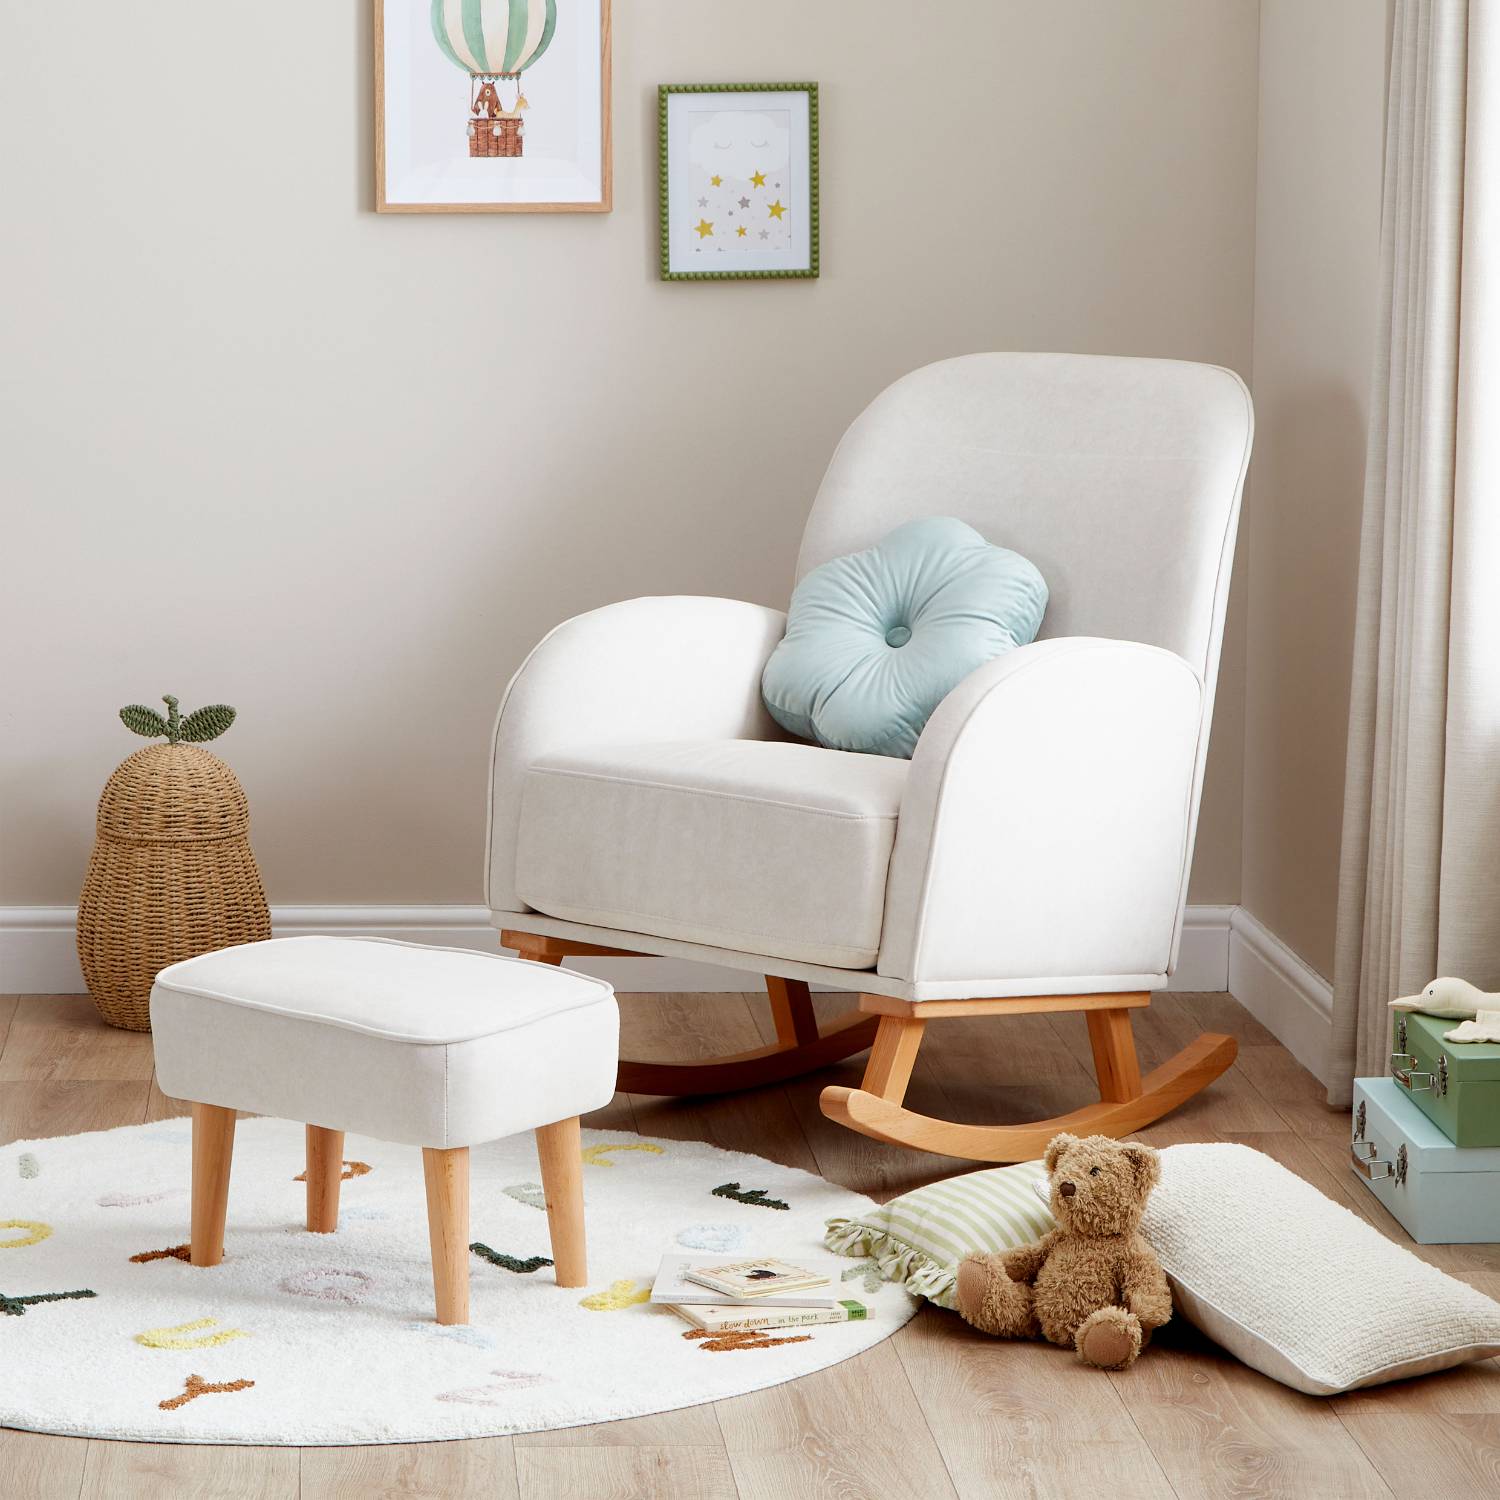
[761,516,1048,758]
[149,937,619,1149]
[515,739,907,968]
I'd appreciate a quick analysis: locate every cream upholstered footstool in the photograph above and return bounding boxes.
[149,936,619,1324]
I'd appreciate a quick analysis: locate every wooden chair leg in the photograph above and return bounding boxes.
[1087,1007,1144,1102]
[190,1102,236,1267]
[510,933,565,967]
[860,1015,927,1104]
[501,929,880,1097]
[823,992,1236,1162]
[305,1125,344,1233]
[536,1116,587,1287]
[422,1146,470,1326]
[766,976,819,1046]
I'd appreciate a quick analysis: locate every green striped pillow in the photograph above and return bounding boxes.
[824,1161,1054,1309]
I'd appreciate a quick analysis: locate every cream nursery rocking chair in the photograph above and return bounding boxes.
[486,353,1253,1161]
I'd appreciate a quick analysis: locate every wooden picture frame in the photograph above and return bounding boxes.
[658,83,819,280]
[375,0,612,214]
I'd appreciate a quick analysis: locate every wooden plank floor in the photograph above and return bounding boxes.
[3,989,1498,1499]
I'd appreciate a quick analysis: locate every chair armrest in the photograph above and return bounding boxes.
[485,596,787,912]
[877,638,1204,992]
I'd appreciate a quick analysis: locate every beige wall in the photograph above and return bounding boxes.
[1240,0,1389,978]
[1,2,1259,909]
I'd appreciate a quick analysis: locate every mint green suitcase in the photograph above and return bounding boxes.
[1351,1077,1500,1242]
[1390,1009,1500,1147]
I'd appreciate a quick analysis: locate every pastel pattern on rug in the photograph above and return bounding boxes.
[0,1118,917,1444]
[676,1223,747,1252]
[1,1288,96,1316]
[502,1182,547,1210]
[1,1220,53,1248]
[135,1317,250,1349]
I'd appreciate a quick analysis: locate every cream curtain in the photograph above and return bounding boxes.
[1331,0,1500,1104]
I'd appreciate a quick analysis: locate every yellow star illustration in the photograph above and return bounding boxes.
[694,219,714,238]
[750,170,767,188]
[737,225,748,237]
[767,200,786,220]
[710,174,723,187]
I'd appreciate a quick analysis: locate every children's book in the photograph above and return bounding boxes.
[650,1254,836,1309]
[680,1256,831,1300]
[668,1299,869,1333]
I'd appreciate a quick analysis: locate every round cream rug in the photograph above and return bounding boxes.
[0,1118,916,1444]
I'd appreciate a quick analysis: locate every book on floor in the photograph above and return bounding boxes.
[650,1254,837,1309]
[666,1299,869,1333]
[680,1256,830,1300]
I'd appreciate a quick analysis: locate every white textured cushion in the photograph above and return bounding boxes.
[150,937,619,1149]
[515,739,907,968]
[1144,1143,1500,1395]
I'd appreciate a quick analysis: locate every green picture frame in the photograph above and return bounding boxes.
[658,83,820,282]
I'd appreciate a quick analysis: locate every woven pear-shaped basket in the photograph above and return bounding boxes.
[78,706,270,1031]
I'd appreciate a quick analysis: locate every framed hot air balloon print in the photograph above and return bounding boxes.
[659,84,819,281]
[375,0,611,212]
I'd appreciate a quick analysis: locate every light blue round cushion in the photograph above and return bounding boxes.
[762,517,1048,758]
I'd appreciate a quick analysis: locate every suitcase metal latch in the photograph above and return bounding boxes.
[1351,1136,1408,1186]
[1396,1015,1408,1053]
[1392,1054,1436,1093]
[1354,1100,1366,1141]
[1436,1054,1449,1096]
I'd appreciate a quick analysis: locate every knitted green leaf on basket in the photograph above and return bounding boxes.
[119,695,237,745]
[179,705,237,742]
[118,705,169,738]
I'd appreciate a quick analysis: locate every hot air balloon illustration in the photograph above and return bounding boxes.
[431,0,557,158]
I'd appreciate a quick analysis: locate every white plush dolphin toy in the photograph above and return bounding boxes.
[1390,977,1500,1042]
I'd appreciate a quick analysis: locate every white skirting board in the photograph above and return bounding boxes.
[2,902,1235,999]
[1,903,1336,1086]
[1227,907,1335,1086]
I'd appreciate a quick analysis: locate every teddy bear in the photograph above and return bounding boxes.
[953,1132,1172,1370]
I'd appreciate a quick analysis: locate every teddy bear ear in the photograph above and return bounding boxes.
[1121,1143,1162,1194]
[1043,1133,1078,1172]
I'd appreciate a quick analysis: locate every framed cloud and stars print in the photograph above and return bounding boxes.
[659,84,819,280]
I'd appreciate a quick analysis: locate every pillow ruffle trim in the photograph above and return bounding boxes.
[823,1215,961,1310]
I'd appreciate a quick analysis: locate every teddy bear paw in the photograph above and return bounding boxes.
[954,1254,1038,1338]
[1129,1290,1173,1331]
[1074,1307,1143,1371]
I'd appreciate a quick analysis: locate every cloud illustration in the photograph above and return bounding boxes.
[689,110,791,182]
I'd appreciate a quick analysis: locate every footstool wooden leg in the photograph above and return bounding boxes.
[422,1146,470,1325]
[305,1125,344,1233]
[536,1116,587,1288]
[190,1103,236,1267]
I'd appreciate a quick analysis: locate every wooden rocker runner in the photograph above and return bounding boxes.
[488,353,1253,1162]
[505,932,1236,1162]
[503,933,881,1096]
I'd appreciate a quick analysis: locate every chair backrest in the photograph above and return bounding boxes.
[797,353,1253,685]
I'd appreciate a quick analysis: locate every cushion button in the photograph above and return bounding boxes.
[885,625,912,648]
